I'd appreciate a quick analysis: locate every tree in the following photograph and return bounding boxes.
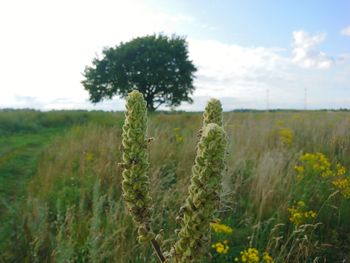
[82,34,197,111]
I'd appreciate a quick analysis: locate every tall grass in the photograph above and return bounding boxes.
[0,109,122,135]
[1,111,350,262]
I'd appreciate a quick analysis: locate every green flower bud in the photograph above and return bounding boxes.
[203,98,223,127]
[173,123,226,262]
[155,229,164,245]
[121,90,154,243]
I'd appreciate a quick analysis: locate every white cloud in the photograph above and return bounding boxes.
[341,26,350,36]
[185,32,350,110]
[188,39,290,100]
[184,39,305,109]
[291,30,334,69]
[0,0,183,109]
[157,13,194,23]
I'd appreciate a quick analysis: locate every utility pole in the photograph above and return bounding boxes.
[304,87,307,110]
[266,88,270,111]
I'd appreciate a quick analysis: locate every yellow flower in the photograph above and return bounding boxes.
[297,200,305,208]
[235,248,274,263]
[262,251,274,263]
[332,177,350,198]
[305,211,317,218]
[84,151,94,162]
[297,152,336,179]
[278,128,294,147]
[211,241,229,254]
[336,164,346,176]
[297,153,350,199]
[288,207,303,226]
[294,165,304,174]
[173,127,184,144]
[240,248,259,263]
[288,200,317,226]
[210,221,233,234]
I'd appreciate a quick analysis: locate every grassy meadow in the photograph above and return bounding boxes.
[1,109,350,262]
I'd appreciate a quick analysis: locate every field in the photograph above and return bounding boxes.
[1,109,350,262]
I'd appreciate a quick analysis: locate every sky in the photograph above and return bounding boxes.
[0,0,349,111]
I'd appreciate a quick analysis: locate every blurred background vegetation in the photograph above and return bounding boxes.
[1,109,350,262]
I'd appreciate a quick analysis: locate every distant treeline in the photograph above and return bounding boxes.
[231,108,350,112]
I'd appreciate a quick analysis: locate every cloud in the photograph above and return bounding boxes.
[157,13,194,23]
[188,39,291,101]
[184,31,349,110]
[291,30,334,69]
[154,12,219,32]
[341,26,350,36]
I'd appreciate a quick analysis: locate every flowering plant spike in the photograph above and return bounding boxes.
[121,90,155,243]
[121,94,226,262]
[203,98,223,127]
[172,123,226,262]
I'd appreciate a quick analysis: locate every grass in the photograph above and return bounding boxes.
[0,129,61,261]
[1,110,350,262]
[0,132,56,204]
[0,110,122,262]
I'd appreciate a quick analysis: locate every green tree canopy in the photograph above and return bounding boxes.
[82,34,197,111]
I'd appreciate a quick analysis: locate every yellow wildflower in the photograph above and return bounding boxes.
[294,165,304,174]
[278,128,294,147]
[288,207,303,226]
[305,211,317,218]
[336,164,346,176]
[84,152,94,162]
[295,165,305,180]
[288,200,317,226]
[211,241,229,254]
[210,221,233,234]
[235,249,274,263]
[332,177,350,199]
[297,200,305,208]
[238,248,259,263]
[262,251,274,263]
[173,127,184,144]
[297,153,350,199]
[297,152,335,179]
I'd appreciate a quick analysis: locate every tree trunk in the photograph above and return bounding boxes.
[144,94,155,112]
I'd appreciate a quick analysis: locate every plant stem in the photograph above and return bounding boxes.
[150,238,166,262]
